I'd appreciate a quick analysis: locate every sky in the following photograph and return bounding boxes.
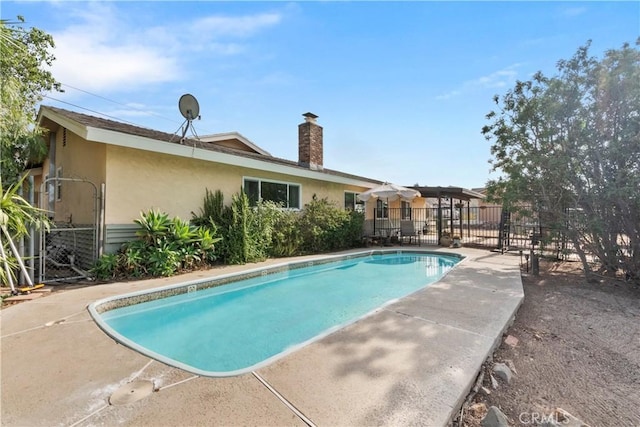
[2,1,639,189]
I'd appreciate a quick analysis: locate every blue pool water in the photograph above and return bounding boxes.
[92,252,459,376]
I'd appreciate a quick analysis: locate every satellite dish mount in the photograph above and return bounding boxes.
[178,93,201,142]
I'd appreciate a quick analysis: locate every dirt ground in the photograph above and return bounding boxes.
[458,259,640,427]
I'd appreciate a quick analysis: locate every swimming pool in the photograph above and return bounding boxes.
[89,250,461,377]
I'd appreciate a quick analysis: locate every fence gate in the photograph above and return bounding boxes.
[39,178,101,283]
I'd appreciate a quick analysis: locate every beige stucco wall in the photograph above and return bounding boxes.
[40,127,106,224]
[104,145,371,224]
[363,196,427,220]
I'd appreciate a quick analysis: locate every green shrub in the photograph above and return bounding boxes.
[119,239,146,277]
[268,207,303,257]
[93,190,365,281]
[91,253,119,280]
[298,195,355,253]
[191,189,224,227]
[146,242,180,277]
[92,208,222,280]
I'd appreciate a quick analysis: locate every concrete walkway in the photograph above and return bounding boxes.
[1,247,523,427]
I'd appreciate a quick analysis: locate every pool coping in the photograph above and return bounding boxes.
[1,247,523,427]
[88,249,464,378]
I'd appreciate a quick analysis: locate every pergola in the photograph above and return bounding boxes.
[409,186,486,240]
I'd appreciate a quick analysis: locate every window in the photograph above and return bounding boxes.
[401,201,411,220]
[243,178,301,209]
[344,192,365,212]
[56,167,63,201]
[376,199,388,218]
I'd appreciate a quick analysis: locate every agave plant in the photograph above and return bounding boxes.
[134,209,170,246]
[170,217,196,247]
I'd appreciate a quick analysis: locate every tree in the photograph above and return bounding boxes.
[1,16,61,185]
[482,40,640,281]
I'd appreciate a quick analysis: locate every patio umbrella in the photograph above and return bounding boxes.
[357,182,421,202]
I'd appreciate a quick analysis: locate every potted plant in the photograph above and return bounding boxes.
[452,235,462,248]
[439,231,452,247]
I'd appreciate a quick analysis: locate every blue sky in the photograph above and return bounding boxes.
[3,1,639,188]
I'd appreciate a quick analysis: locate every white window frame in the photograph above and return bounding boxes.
[242,176,302,209]
[56,167,63,201]
[376,199,388,219]
[401,200,411,220]
[344,191,364,212]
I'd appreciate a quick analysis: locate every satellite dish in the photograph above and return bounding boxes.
[176,94,201,142]
[179,94,200,120]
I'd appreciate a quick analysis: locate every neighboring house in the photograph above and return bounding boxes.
[471,187,504,226]
[32,107,397,257]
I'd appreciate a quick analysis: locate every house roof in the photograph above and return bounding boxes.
[409,186,486,201]
[37,106,383,188]
[198,132,271,156]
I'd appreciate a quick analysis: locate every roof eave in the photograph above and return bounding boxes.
[86,126,377,187]
[37,107,89,140]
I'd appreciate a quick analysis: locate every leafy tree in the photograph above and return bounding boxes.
[1,16,61,185]
[483,40,640,281]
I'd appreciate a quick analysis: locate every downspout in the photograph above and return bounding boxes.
[98,183,106,258]
[18,185,25,285]
[47,132,56,214]
[28,175,35,284]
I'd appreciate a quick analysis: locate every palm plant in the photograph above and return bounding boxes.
[0,174,50,290]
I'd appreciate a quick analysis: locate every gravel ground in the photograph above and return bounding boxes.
[458,259,640,427]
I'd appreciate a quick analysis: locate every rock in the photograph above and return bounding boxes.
[490,374,499,389]
[480,386,492,396]
[468,402,487,417]
[481,406,510,427]
[504,334,519,347]
[493,362,513,384]
[504,359,518,375]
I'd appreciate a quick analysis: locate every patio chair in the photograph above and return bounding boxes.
[362,219,382,246]
[400,220,420,246]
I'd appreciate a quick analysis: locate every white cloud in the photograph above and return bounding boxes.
[562,7,587,17]
[191,13,282,38]
[436,64,521,100]
[48,3,283,93]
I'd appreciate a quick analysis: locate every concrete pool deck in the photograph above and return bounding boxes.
[1,247,523,426]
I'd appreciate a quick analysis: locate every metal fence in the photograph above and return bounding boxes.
[38,178,100,283]
[40,223,98,282]
[370,206,570,257]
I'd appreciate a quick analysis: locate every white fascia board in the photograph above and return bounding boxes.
[86,127,376,187]
[38,109,89,139]
[199,132,272,156]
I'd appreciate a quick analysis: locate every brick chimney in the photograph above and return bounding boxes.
[298,112,323,170]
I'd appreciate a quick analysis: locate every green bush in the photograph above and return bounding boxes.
[268,207,303,257]
[298,195,359,254]
[119,239,146,277]
[92,209,221,280]
[91,253,119,280]
[93,190,366,280]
